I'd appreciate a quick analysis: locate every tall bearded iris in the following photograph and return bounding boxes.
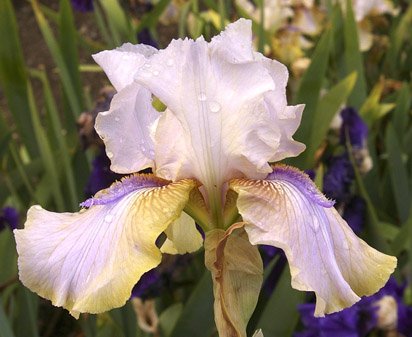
[14,19,396,333]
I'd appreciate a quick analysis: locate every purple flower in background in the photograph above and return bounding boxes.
[342,196,366,234]
[296,277,412,337]
[84,149,123,198]
[131,269,162,300]
[0,207,19,231]
[340,107,368,148]
[323,153,354,203]
[71,0,93,12]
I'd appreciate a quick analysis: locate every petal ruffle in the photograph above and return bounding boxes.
[135,19,304,194]
[14,175,196,317]
[95,83,160,174]
[230,165,397,316]
[93,43,157,92]
[160,211,203,254]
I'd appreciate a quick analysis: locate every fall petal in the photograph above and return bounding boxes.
[14,175,196,317]
[230,165,397,316]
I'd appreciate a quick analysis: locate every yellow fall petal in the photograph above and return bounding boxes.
[14,175,196,317]
[230,166,397,316]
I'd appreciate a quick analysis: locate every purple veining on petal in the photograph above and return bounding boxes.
[80,175,167,208]
[267,165,335,208]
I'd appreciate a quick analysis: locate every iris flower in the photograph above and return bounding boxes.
[14,19,396,330]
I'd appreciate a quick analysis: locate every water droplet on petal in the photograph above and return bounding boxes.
[104,214,113,223]
[153,70,159,76]
[198,92,207,101]
[149,150,155,157]
[209,101,221,113]
[114,117,120,122]
[144,63,151,68]
[107,151,113,159]
[140,145,147,153]
[119,138,124,144]
[166,59,174,66]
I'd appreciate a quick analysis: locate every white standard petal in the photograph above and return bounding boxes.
[135,19,302,196]
[14,175,196,317]
[93,43,157,92]
[230,165,397,316]
[95,83,160,174]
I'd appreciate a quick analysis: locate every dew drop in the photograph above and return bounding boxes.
[107,151,114,159]
[153,70,159,76]
[198,92,207,101]
[114,117,120,122]
[209,101,221,113]
[119,138,124,144]
[166,59,174,66]
[144,63,151,68]
[140,145,147,153]
[149,150,155,157]
[104,214,113,223]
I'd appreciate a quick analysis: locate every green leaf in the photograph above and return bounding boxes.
[385,4,412,75]
[385,124,411,223]
[109,301,138,337]
[0,0,37,156]
[360,80,395,126]
[159,303,183,337]
[137,0,172,33]
[0,229,17,284]
[0,300,15,337]
[59,0,84,110]
[255,265,304,337]
[343,0,366,108]
[392,83,411,145]
[27,81,65,210]
[303,72,357,167]
[14,288,39,337]
[293,28,332,147]
[99,0,136,45]
[170,271,215,337]
[31,0,83,118]
[29,69,78,210]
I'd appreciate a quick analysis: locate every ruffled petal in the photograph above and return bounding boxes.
[14,175,196,317]
[93,43,157,92]
[95,83,160,174]
[230,165,397,317]
[135,19,303,193]
[160,211,203,254]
